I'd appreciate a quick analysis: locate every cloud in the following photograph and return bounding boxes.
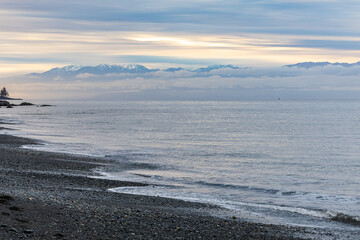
[75,73,98,79]
[3,63,360,99]
[292,40,360,50]
[1,0,360,79]
[1,0,360,35]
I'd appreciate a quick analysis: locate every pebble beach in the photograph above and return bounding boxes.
[0,132,356,239]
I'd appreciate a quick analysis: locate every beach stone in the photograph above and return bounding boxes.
[9,227,18,233]
[53,233,64,238]
[24,229,34,234]
[9,206,21,211]
[0,195,14,201]
[0,195,14,204]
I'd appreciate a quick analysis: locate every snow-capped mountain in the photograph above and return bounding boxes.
[283,62,360,69]
[43,65,83,74]
[29,64,157,77]
[76,64,157,74]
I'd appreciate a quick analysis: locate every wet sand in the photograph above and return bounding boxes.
[0,134,350,239]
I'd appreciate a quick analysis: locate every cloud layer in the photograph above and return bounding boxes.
[1,0,360,78]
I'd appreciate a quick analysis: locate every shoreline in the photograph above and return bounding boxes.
[0,133,356,239]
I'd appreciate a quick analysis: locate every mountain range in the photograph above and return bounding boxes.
[29,61,360,78]
[29,64,249,77]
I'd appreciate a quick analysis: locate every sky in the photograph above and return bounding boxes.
[1,0,360,99]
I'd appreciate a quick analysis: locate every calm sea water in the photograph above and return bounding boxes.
[1,100,360,230]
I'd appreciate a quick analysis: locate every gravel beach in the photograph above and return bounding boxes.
[0,133,355,239]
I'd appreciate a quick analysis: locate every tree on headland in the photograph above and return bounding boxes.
[1,87,9,98]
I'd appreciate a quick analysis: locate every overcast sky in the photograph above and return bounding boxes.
[1,0,360,99]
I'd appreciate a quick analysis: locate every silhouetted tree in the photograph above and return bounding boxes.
[1,87,9,98]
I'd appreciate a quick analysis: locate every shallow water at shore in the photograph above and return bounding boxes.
[1,100,360,230]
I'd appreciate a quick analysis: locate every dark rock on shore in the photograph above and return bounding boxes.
[0,101,53,108]
[19,102,34,106]
[0,100,10,106]
[0,101,50,108]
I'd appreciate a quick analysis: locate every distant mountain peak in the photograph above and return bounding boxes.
[192,64,245,72]
[45,65,83,73]
[61,65,83,71]
[163,67,185,72]
[284,61,360,69]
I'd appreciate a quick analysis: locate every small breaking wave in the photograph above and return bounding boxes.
[188,151,268,159]
[105,153,161,161]
[110,184,360,228]
[129,162,160,170]
[227,201,360,227]
[328,212,360,226]
[194,181,297,195]
[0,119,22,125]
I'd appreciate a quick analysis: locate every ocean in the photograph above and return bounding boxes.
[1,100,360,230]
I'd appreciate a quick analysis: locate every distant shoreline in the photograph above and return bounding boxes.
[0,97,22,100]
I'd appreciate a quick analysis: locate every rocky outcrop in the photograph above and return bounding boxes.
[0,101,37,108]
[19,102,34,106]
[0,101,53,108]
[0,101,10,106]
